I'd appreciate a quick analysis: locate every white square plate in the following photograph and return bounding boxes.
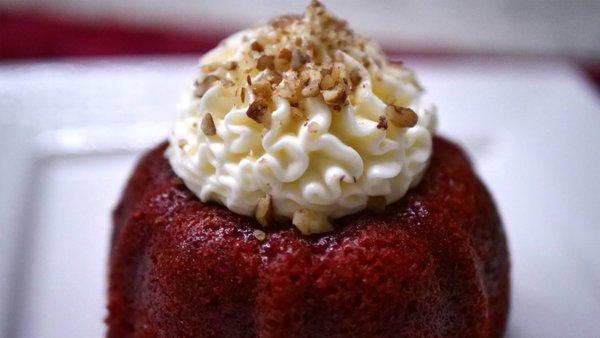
[1,57,599,337]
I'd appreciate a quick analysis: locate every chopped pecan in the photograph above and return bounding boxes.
[292,209,333,235]
[225,61,238,70]
[255,194,275,227]
[322,85,347,106]
[301,79,320,97]
[257,55,275,70]
[252,79,272,99]
[278,48,292,61]
[385,105,418,128]
[252,229,266,241]
[240,87,246,103]
[201,63,220,73]
[251,41,264,52]
[246,98,269,124]
[201,113,217,136]
[193,75,220,97]
[276,71,301,102]
[291,49,310,70]
[319,73,336,90]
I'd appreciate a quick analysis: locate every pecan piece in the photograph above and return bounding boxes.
[201,113,216,136]
[255,194,275,227]
[292,209,333,235]
[246,98,269,124]
[385,105,418,128]
[291,49,310,70]
[322,85,348,106]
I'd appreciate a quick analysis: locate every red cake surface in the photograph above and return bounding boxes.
[107,137,509,338]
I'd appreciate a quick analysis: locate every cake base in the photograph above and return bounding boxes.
[107,137,509,337]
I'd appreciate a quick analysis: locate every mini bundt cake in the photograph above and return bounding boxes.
[107,2,509,337]
[107,137,509,337]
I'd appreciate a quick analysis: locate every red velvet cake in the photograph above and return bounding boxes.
[107,2,509,337]
[107,138,508,337]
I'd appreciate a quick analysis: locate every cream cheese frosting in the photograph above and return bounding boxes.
[166,1,436,234]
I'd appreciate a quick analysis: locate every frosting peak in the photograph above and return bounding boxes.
[167,1,436,234]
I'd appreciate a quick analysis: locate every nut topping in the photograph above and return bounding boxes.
[331,62,346,80]
[278,48,292,61]
[322,84,347,106]
[266,69,283,85]
[246,98,269,124]
[240,87,246,103]
[255,194,275,227]
[251,41,264,52]
[251,79,272,99]
[301,79,320,97]
[257,55,275,70]
[319,72,336,90]
[385,105,418,128]
[257,69,283,86]
[225,61,238,70]
[252,229,266,241]
[201,113,217,136]
[291,48,310,70]
[193,75,220,97]
[201,63,220,73]
[276,71,301,102]
[292,209,333,235]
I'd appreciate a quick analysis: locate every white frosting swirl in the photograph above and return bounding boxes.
[166,2,436,233]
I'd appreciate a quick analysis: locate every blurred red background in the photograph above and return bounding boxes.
[1,1,598,90]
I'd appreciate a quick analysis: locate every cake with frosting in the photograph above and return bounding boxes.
[107,2,509,337]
